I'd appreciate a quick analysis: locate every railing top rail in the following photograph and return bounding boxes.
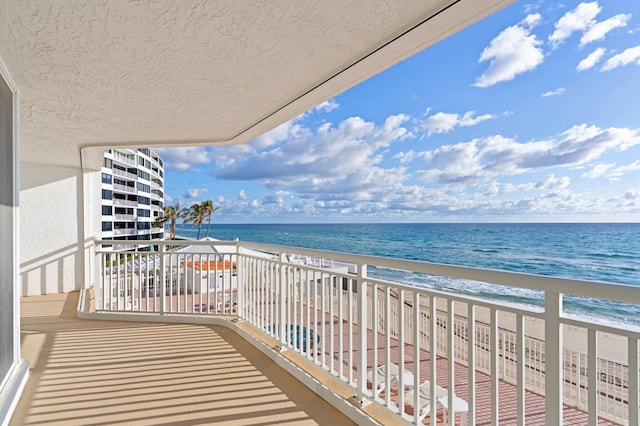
[235,240,640,305]
[93,238,640,306]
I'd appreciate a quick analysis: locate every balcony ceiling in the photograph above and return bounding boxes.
[0,0,513,169]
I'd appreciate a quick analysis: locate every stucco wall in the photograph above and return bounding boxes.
[19,163,101,296]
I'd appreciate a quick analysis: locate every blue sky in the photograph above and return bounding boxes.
[157,0,640,223]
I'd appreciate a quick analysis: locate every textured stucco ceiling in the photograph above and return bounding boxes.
[0,0,513,169]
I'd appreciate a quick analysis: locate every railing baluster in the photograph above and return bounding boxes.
[356,265,368,402]
[413,291,420,424]
[385,286,392,408]
[100,253,105,310]
[306,268,311,358]
[429,295,437,426]
[588,328,598,426]
[447,299,455,426]
[468,303,476,426]
[348,277,354,384]
[490,308,498,426]
[313,270,319,364]
[337,274,342,379]
[516,313,525,426]
[629,337,639,426]
[372,283,379,400]
[279,261,286,347]
[398,289,406,415]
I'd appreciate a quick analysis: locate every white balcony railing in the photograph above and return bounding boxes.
[113,183,136,193]
[111,168,138,180]
[112,199,137,207]
[112,228,137,236]
[113,214,134,221]
[111,151,136,166]
[93,240,640,426]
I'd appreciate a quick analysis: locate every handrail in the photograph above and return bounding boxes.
[93,239,640,425]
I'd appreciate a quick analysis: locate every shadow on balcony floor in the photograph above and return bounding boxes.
[13,292,355,425]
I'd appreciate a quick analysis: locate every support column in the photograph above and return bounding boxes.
[545,291,564,425]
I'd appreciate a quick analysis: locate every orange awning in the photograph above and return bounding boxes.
[184,260,236,271]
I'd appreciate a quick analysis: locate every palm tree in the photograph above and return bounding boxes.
[153,204,186,240]
[183,202,205,239]
[200,200,221,238]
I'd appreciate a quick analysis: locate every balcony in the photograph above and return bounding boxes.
[112,199,138,207]
[111,167,138,181]
[12,293,358,425]
[113,228,137,236]
[45,239,638,425]
[112,183,137,194]
[111,151,136,166]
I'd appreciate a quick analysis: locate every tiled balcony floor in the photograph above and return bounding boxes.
[12,292,356,425]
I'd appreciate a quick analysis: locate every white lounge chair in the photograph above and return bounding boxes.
[439,395,469,426]
[367,363,414,397]
[403,380,447,422]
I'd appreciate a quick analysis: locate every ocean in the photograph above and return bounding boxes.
[175,223,640,325]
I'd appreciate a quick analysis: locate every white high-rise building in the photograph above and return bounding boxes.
[101,148,165,251]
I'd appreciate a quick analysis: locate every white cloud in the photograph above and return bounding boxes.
[420,111,497,135]
[250,118,308,150]
[184,188,208,199]
[474,14,544,88]
[238,190,249,200]
[580,13,631,45]
[211,114,412,196]
[582,163,614,178]
[314,99,339,113]
[535,174,571,190]
[541,88,565,97]
[504,174,571,192]
[601,45,640,71]
[577,47,606,71]
[583,161,640,180]
[415,124,640,185]
[548,2,601,49]
[523,1,543,14]
[394,150,418,165]
[155,147,215,172]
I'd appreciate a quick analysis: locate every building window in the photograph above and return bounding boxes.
[138,170,150,180]
[102,222,112,231]
[137,183,150,192]
[102,206,112,215]
[103,158,112,168]
[101,173,112,184]
[138,196,150,205]
[101,189,112,200]
[115,207,133,215]
[137,209,151,217]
